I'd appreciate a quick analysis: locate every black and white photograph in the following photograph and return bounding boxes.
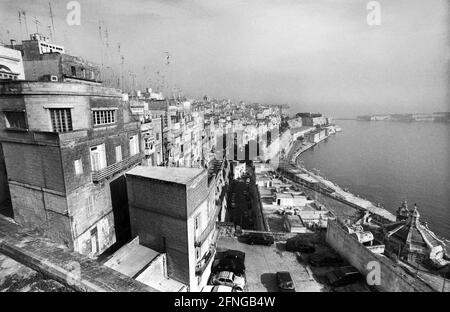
[0,0,449,301]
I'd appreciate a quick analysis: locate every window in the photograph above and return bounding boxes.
[90,227,98,254]
[155,132,160,141]
[4,111,27,129]
[90,144,107,171]
[144,138,153,150]
[49,108,73,133]
[194,216,199,230]
[195,247,201,260]
[129,135,139,156]
[93,110,116,126]
[115,146,122,163]
[71,66,76,76]
[87,195,94,216]
[74,159,83,175]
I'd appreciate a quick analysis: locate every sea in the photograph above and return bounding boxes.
[298,120,450,240]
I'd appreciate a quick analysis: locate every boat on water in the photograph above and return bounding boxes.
[335,126,342,132]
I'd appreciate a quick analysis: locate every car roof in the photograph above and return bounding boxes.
[202,285,233,292]
[225,250,246,261]
[277,271,292,278]
[212,286,233,292]
[217,271,234,278]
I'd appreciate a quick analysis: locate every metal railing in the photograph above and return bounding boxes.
[195,246,216,276]
[91,153,143,182]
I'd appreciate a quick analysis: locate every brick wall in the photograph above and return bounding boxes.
[25,94,90,132]
[8,182,72,248]
[73,211,116,256]
[24,58,61,81]
[2,142,65,193]
[129,206,189,285]
[127,176,188,219]
[186,171,208,217]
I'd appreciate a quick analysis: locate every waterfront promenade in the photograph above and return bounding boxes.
[279,127,396,223]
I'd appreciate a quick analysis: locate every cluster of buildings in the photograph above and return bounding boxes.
[255,163,335,234]
[0,34,293,291]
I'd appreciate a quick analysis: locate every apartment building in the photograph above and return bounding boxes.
[0,45,25,81]
[126,166,221,291]
[0,81,143,257]
[8,33,100,84]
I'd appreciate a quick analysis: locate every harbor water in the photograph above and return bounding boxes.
[298,120,450,240]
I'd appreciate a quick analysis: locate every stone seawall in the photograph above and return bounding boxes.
[326,220,435,292]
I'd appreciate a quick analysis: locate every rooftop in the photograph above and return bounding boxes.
[126,165,206,185]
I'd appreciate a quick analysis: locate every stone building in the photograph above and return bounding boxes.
[0,81,143,257]
[8,33,100,84]
[383,202,447,267]
[0,45,25,81]
[126,166,223,291]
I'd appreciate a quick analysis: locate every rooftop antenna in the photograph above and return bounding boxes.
[98,21,104,72]
[18,11,23,40]
[120,55,125,91]
[48,1,56,41]
[47,25,53,41]
[33,16,41,34]
[22,11,29,38]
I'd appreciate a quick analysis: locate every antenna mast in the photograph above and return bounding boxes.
[22,11,29,38]
[18,11,23,40]
[33,16,41,34]
[49,1,56,41]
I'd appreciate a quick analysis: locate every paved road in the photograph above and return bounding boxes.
[217,236,324,292]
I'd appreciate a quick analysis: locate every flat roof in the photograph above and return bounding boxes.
[104,238,159,278]
[127,165,206,185]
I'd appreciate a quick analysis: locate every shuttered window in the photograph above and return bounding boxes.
[93,110,116,126]
[49,108,73,133]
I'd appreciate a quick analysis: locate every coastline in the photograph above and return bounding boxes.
[282,126,450,249]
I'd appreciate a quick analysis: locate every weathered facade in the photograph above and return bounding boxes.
[126,166,220,291]
[8,33,100,84]
[0,81,143,257]
[0,144,10,207]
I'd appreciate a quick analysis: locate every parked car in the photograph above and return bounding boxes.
[239,233,274,246]
[276,271,295,292]
[212,257,245,275]
[202,285,234,292]
[211,271,246,291]
[309,253,343,267]
[325,266,363,287]
[285,238,316,253]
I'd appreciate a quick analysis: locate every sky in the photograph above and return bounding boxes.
[0,0,449,117]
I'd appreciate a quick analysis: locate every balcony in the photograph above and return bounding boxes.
[195,246,216,276]
[91,153,143,183]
